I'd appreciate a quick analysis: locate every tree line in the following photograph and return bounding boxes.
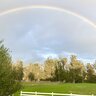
[13,56,96,83]
[52,56,96,83]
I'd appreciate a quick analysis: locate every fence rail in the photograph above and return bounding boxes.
[20,91,94,96]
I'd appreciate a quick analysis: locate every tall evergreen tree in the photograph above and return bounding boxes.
[0,41,21,95]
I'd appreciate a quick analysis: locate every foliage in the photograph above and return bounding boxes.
[52,58,67,82]
[28,72,35,81]
[20,55,96,83]
[0,41,21,95]
[44,58,56,79]
[52,55,95,83]
[69,55,86,83]
[86,63,96,83]
[13,61,24,81]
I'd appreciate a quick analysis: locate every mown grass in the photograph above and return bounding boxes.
[14,82,96,96]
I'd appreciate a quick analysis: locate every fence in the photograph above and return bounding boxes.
[20,91,94,96]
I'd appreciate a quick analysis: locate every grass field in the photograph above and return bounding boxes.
[14,82,96,96]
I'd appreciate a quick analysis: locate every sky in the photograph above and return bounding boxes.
[0,0,96,64]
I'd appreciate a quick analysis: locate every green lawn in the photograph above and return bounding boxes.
[14,82,96,96]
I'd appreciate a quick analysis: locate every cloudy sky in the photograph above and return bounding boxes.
[0,0,96,63]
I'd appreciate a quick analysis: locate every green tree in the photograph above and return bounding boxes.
[14,61,24,81]
[28,72,34,81]
[69,55,86,83]
[0,41,21,95]
[86,63,96,83]
[53,58,68,82]
[44,58,56,80]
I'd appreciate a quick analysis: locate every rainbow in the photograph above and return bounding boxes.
[0,5,96,29]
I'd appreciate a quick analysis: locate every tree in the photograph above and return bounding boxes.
[52,58,68,82]
[24,63,42,81]
[44,58,56,80]
[0,41,21,95]
[13,61,24,81]
[93,60,96,70]
[86,63,96,83]
[69,55,86,83]
[28,72,34,81]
